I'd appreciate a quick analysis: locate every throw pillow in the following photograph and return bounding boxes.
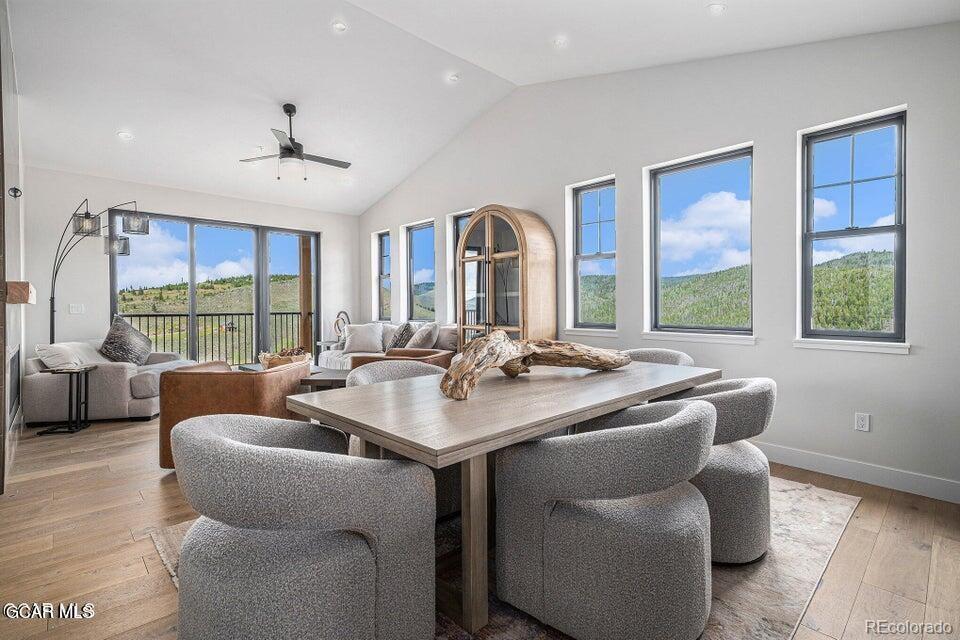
[388,322,415,349]
[381,323,400,350]
[435,325,458,352]
[343,323,384,354]
[99,316,153,365]
[406,322,439,349]
[35,343,82,369]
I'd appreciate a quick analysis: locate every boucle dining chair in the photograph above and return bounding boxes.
[172,415,436,640]
[496,400,717,640]
[623,347,694,366]
[346,360,462,519]
[662,377,777,563]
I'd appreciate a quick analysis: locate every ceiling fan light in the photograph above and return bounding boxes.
[279,155,304,179]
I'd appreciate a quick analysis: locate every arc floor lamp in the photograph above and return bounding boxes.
[49,198,147,343]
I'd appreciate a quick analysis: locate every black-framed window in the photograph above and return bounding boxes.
[377,231,391,321]
[573,180,616,328]
[108,209,321,365]
[451,212,473,309]
[407,222,436,320]
[651,148,753,334]
[801,112,905,342]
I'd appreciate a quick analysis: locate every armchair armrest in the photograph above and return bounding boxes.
[144,351,182,365]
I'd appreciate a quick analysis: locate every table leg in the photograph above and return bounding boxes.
[355,437,382,459]
[461,453,489,633]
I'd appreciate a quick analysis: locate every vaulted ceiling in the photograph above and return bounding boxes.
[9,0,959,215]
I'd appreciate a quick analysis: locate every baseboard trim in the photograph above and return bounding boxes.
[754,441,960,504]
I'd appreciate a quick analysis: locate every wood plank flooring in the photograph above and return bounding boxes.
[0,419,956,639]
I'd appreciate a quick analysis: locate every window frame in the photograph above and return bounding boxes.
[376,231,391,321]
[450,212,473,312]
[406,221,436,321]
[107,209,321,362]
[650,147,754,335]
[800,112,906,342]
[572,179,617,329]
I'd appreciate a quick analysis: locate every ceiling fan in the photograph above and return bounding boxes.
[240,103,351,179]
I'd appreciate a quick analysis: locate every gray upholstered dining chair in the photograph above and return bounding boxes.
[346,360,462,520]
[172,414,436,640]
[496,400,717,640]
[623,347,694,366]
[661,377,777,563]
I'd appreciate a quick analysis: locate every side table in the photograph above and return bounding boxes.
[37,365,97,436]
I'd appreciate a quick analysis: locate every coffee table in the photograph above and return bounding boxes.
[300,367,349,390]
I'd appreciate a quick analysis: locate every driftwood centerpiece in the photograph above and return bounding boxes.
[440,330,631,400]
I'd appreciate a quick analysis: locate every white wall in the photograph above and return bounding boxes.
[23,166,359,355]
[358,23,960,500]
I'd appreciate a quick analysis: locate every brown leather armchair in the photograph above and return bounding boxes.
[158,360,310,469]
[348,348,454,369]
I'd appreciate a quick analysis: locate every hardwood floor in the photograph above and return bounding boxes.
[0,418,957,639]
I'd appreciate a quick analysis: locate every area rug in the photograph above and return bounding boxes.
[152,476,858,639]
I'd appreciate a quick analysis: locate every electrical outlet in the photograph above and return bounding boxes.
[68,303,85,314]
[855,412,871,432]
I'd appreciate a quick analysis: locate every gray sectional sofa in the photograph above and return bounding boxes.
[24,339,196,424]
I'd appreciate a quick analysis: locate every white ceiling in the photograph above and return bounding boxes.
[9,1,960,215]
[351,0,960,85]
[8,0,513,215]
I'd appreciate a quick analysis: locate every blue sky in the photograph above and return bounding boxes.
[658,155,752,277]
[410,225,435,286]
[117,220,304,289]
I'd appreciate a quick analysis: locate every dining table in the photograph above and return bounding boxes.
[286,360,722,633]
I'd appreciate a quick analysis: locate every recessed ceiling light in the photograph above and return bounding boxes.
[331,20,348,33]
[446,72,461,84]
[553,34,569,50]
[116,130,134,141]
[707,2,727,16]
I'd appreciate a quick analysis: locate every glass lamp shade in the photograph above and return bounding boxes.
[121,211,149,235]
[279,155,304,179]
[104,235,130,256]
[72,211,102,236]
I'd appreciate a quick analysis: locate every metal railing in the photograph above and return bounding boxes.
[122,311,307,366]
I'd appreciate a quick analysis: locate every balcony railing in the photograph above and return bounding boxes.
[121,312,308,366]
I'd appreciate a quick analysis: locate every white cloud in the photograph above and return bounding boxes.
[412,268,435,285]
[813,196,838,219]
[578,260,614,276]
[118,224,255,288]
[872,214,895,227]
[812,249,845,265]
[660,191,751,268]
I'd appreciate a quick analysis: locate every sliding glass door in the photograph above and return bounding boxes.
[195,224,256,364]
[267,231,316,353]
[110,211,320,365]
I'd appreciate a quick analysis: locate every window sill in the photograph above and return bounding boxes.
[563,327,618,338]
[641,331,756,346]
[793,338,910,355]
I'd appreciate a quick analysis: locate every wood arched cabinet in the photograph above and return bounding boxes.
[455,204,556,348]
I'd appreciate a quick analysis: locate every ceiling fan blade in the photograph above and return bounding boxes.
[272,128,295,150]
[239,154,280,163]
[303,153,352,169]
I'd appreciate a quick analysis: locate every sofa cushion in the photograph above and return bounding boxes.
[317,350,381,371]
[343,323,384,354]
[100,316,153,365]
[35,343,81,369]
[131,359,196,399]
[407,322,439,349]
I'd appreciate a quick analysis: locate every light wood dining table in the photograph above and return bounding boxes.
[286,360,722,633]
